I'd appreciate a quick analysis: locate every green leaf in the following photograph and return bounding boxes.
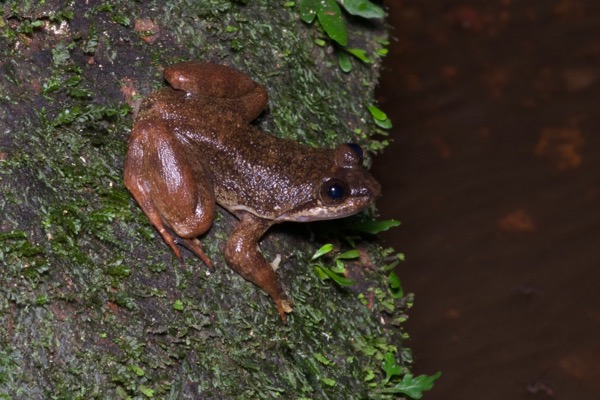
[130,364,145,377]
[313,352,331,365]
[374,117,392,129]
[299,0,318,23]
[338,51,352,73]
[106,262,131,278]
[381,371,442,399]
[368,105,393,129]
[139,385,155,397]
[368,105,388,121]
[313,265,329,280]
[0,230,27,241]
[338,0,385,19]
[42,75,61,94]
[321,377,337,386]
[346,47,372,63]
[51,42,71,66]
[351,219,401,234]
[387,272,401,289]
[311,243,333,260]
[314,265,355,286]
[336,249,360,260]
[300,0,349,46]
[112,14,131,27]
[317,0,348,46]
[377,47,389,56]
[68,87,92,99]
[387,271,404,299]
[382,352,403,384]
[173,299,184,311]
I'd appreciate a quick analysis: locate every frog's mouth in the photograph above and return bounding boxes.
[275,194,377,223]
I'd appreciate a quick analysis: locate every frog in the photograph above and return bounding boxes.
[124,61,381,322]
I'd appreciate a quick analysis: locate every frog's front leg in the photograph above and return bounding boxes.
[224,212,293,322]
[124,118,215,266]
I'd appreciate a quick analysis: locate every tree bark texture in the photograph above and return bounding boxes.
[0,1,411,398]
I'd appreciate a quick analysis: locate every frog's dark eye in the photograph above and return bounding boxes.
[345,143,364,161]
[327,184,344,199]
[320,179,350,205]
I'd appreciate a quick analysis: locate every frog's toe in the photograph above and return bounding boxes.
[269,254,282,271]
[179,237,213,269]
[276,299,294,323]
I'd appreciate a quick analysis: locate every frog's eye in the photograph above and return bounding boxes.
[345,143,364,161]
[320,179,350,205]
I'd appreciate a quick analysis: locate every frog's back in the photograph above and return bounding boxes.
[139,87,334,219]
[212,129,333,218]
[200,121,333,218]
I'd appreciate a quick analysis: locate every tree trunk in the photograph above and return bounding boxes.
[0,1,413,398]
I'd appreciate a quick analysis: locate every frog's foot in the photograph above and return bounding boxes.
[179,237,213,269]
[269,254,282,271]
[276,298,294,323]
[156,227,182,260]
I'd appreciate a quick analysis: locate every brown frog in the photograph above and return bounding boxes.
[124,61,381,321]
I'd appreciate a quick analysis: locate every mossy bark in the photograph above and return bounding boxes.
[0,1,412,398]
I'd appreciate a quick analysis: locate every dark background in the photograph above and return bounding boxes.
[373,1,600,399]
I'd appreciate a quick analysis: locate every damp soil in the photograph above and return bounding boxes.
[373,1,600,399]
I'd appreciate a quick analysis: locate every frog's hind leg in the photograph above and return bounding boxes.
[124,119,215,267]
[164,61,268,123]
[176,237,213,268]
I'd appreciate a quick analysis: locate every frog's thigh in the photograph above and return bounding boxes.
[125,122,180,258]
[133,120,215,239]
[165,61,268,123]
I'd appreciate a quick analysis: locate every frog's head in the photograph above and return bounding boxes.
[279,143,381,222]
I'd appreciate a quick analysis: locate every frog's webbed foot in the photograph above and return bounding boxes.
[224,213,293,322]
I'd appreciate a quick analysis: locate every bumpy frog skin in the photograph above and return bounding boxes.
[124,61,381,321]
